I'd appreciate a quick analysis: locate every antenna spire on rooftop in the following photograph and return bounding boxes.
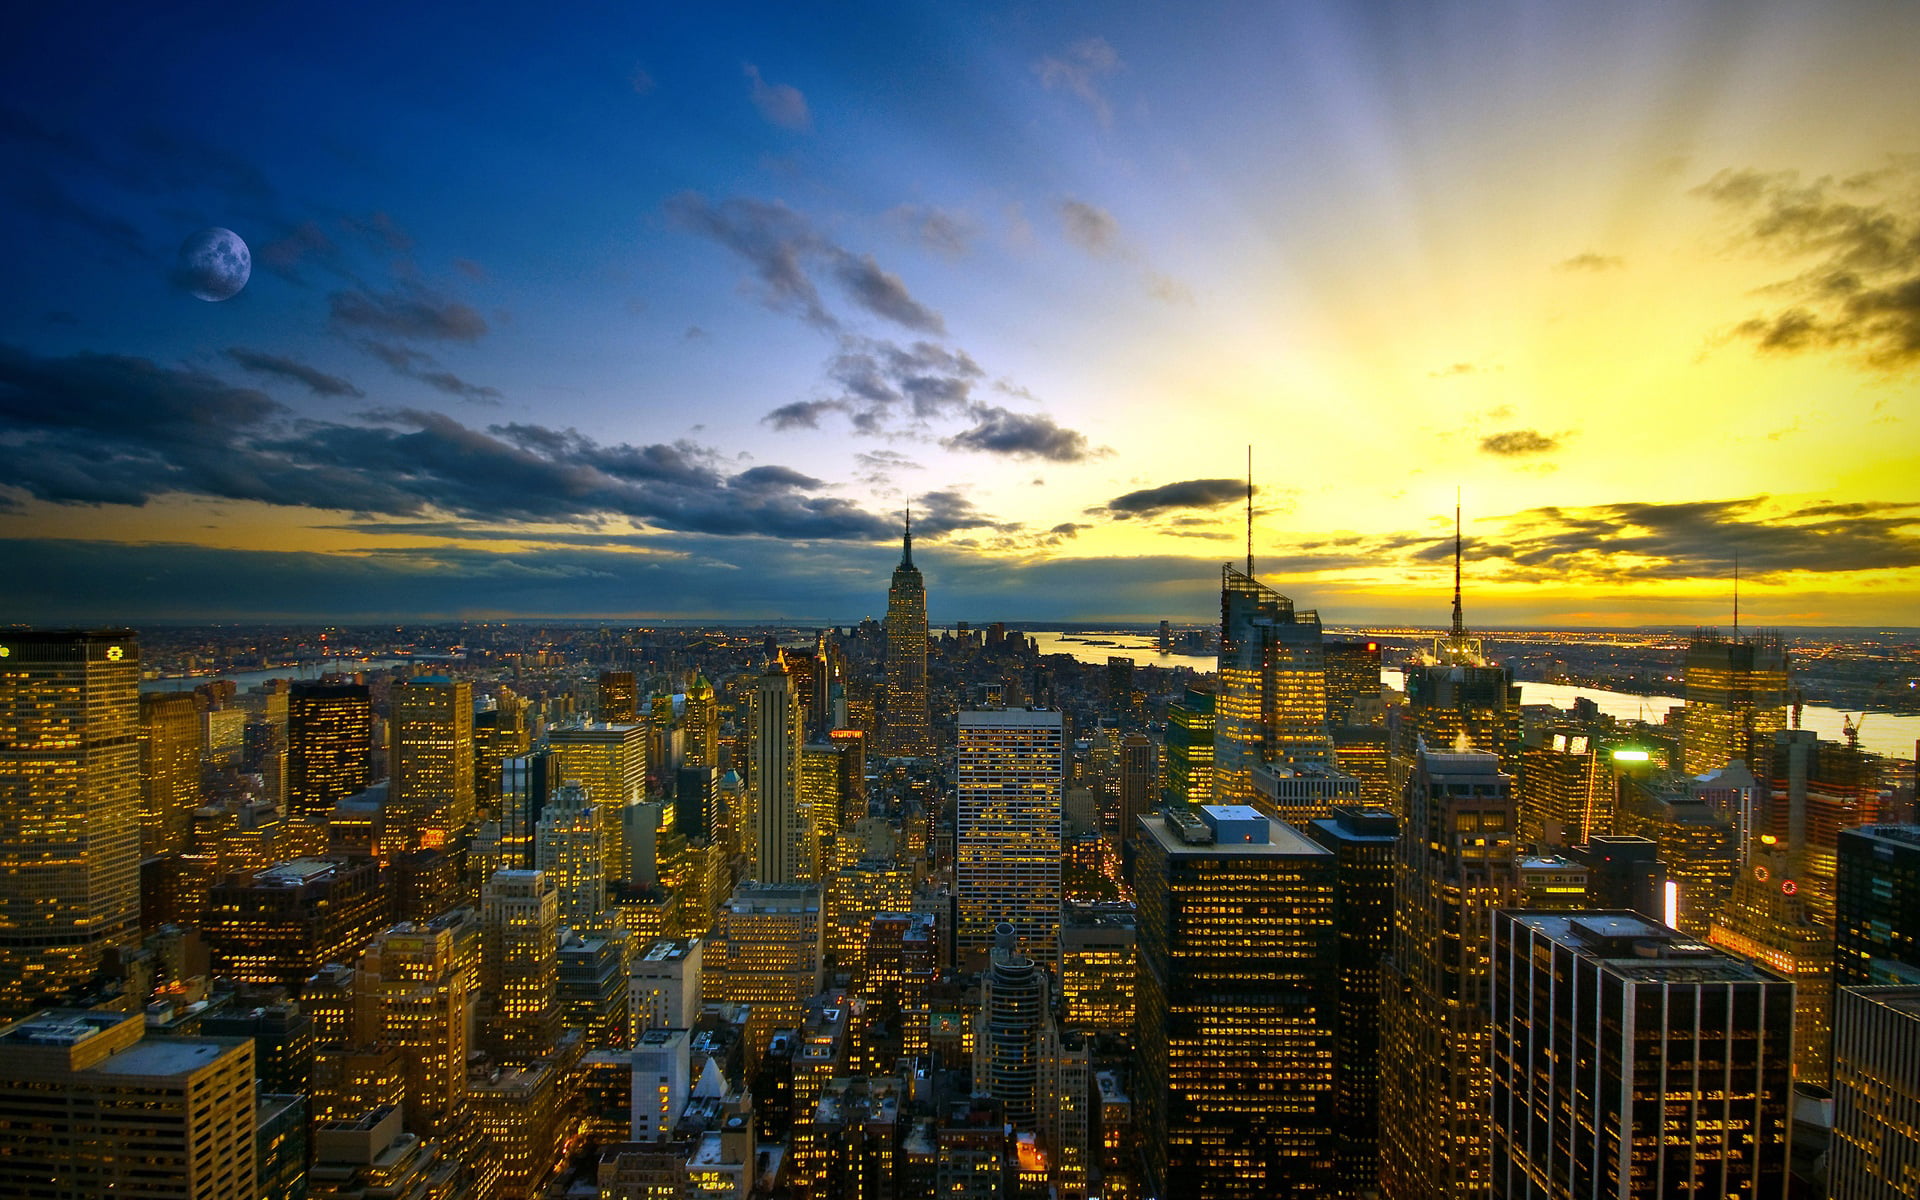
[1451,489,1465,637]
[902,505,913,567]
[1245,445,1254,578]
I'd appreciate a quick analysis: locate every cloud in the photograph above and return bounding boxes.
[453,258,488,281]
[668,193,945,334]
[942,405,1101,462]
[1034,37,1122,127]
[0,345,998,543]
[1147,273,1192,304]
[1479,429,1561,457]
[853,449,922,485]
[831,254,944,333]
[256,221,337,283]
[1557,252,1625,272]
[888,205,974,258]
[764,338,986,435]
[629,64,657,95]
[1060,199,1119,255]
[1698,160,1920,371]
[224,348,363,398]
[1430,362,1479,377]
[744,63,811,131]
[1101,478,1248,518]
[355,341,499,404]
[329,284,489,342]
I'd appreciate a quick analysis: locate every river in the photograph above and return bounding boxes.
[1024,632,1916,761]
[139,658,422,693]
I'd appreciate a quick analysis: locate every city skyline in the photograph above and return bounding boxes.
[4,3,1918,627]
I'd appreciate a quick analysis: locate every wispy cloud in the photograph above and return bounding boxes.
[1099,478,1248,518]
[1557,252,1625,272]
[744,63,811,131]
[225,348,363,398]
[329,283,489,342]
[1034,37,1122,127]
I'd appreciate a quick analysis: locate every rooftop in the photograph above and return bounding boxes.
[1140,812,1330,859]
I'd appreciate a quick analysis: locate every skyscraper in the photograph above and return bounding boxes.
[1394,508,1521,783]
[1490,911,1793,1199]
[534,781,608,930]
[974,928,1047,1132]
[877,513,934,760]
[1835,825,1920,984]
[0,630,142,1015]
[1306,804,1398,1193]
[1681,629,1789,778]
[598,670,639,722]
[547,721,648,883]
[751,656,804,884]
[1134,804,1338,1198]
[287,681,371,820]
[480,869,561,1063]
[0,1009,259,1200]
[956,708,1065,963]
[1215,566,1330,803]
[1379,745,1518,1200]
[139,689,201,858]
[1830,985,1920,1198]
[356,921,470,1141]
[1161,684,1215,808]
[684,672,719,770]
[1323,637,1382,726]
[386,677,475,855]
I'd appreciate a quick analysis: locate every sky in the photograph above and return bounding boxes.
[2,1,1917,628]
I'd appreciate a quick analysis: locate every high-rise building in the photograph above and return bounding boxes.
[1709,838,1835,1082]
[1134,804,1338,1198]
[1117,734,1156,853]
[1215,566,1330,802]
[481,869,561,1063]
[548,721,648,884]
[1616,774,1740,938]
[1161,684,1215,808]
[877,514,934,760]
[751,657,804,884]
[1681,629,1789,778]
[356,922,470,1141]
[1490,911,1793,1199]
[497,750,549,871]
[974,928,1046,1131]
[535,780,608,930]
[630,936,703,1034]
[705,881,824,1056]
[203,857,390,994]
[1106,656,1135,717]
[956,708,1065,963]
[139,690,201,858]
[684,672,719,770]
[1378,746,1518,1200]
[386,677,475,855]
[0,1009,258,1200]
[599,670,639,723]
[1394,512,1520,783]
[0,630,141,1015]
[1306,804,1398,1193]
[1836,825,1920,984]
[1755,728,1884,927]
[287,681,372,820]
[1059,905,1135,1036]
[1830,985,1920,1198]
[1517,731,1610,852]
[1323,637,1382,726]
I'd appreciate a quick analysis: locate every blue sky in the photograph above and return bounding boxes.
[3,1,1917,625]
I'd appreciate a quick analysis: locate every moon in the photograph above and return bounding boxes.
[176,227,251,302]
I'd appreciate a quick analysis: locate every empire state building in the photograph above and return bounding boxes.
[877,512,934,760]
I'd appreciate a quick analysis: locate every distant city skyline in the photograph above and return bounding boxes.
[3,3,1916,626]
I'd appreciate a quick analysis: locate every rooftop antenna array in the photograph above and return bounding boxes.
[1246,445,1254,578]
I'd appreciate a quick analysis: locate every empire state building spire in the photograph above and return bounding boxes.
[877,510,933,760]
